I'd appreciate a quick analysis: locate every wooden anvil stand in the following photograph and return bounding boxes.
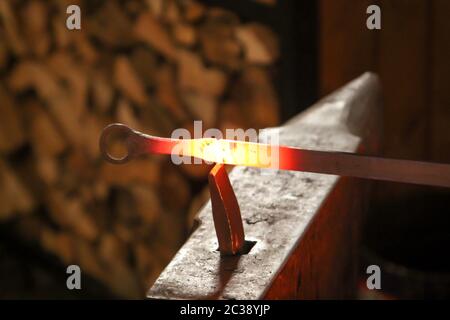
[147,73,382,299]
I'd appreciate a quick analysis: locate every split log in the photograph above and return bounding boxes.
[0,39,8,69]
[236,23,279,65]
[159,165,191,211]
[46,189,99,242]
[182,0,206,23]
[99,159,160,186]
[52,15,71,49]
[173,23,197,47]
[114,223,135,245]
[145,0,164,18]
[98,233,128,268]
[91,71,114,114]
[164,0,181,24]
[40,227,60,258]
[28,101,67,156]
[21,0,50,57]
[93,180,109,202]
[0,160,35,220]
[100,255,142,299]
[75,238,105,280]
[8,61,82,145]
[206,7,240,23]
[230,66,279,128]
[155,65,189,124]
[254,0,277,6]
[16,215,44,244]
[177,49,227,98]
[181,91,217,128]
[199,13,241,70]
[200,33,241,70]
[130,184,161,225]
[47,52,88,117]
[41,228,75,265]
[116,99,142,131]
[0,1,27,56]
[87,0,134,48]
[138,100,178,136]
[124,0,146,17]
[134,243,158,286]
[55,232,76,265]
[64,151,96,187]
[112,188,149,241]
[0,85,26,153]
[34,153,59,186]
[134,12,177,60]
[78,114,105,159]
[219,100,248,130]
[114,56,149,107]
[130,47,158,89]
[73,33,99,64]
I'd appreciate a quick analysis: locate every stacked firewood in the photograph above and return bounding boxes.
[0,0,279,298]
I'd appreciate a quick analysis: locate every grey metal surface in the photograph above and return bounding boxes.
[147,72,381,299]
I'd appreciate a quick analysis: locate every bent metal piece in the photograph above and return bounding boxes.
[208,163,245,256]
[100,123,450,188]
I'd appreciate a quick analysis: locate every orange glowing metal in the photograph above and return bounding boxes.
[100,123,275,168]
[180,138,275,168]
[100,123,450,188]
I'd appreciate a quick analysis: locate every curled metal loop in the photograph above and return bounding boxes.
[99,123,134,164]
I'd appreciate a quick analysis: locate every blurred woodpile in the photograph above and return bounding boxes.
[0,0,279,298]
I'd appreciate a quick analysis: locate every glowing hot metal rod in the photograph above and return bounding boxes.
[100,123,450,188]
